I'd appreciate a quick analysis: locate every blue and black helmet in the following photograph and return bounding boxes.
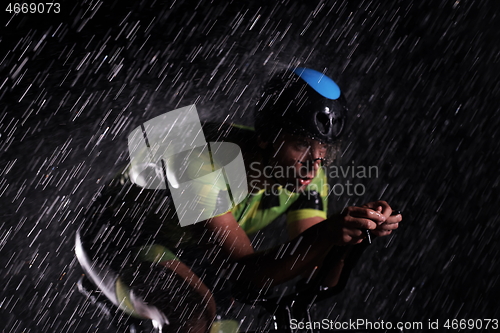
[255,67,347,144]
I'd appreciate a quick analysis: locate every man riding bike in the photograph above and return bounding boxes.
[75,67,402,333]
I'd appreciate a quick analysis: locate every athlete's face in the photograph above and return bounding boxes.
[266,133,328,191]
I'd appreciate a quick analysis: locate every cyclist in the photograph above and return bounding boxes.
[75,67,402,333]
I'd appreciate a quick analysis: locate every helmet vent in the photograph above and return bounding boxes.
[315,112,332,135]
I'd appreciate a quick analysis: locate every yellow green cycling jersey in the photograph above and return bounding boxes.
[83,122,330,321]
[230,166,328,234]
[123,122,329,236]
[87,122,330,251]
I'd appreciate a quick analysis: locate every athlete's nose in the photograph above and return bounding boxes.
[310,146,324,162]
[298,147,323,167]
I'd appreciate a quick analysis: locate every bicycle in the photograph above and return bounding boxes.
[76,230,403,333]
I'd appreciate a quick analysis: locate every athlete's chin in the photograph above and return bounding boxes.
[284,178,311,192]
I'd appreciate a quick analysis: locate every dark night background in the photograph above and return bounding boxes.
[1,0,499,332]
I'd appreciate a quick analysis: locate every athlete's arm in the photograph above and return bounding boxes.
[287,201,402,289]
[198,207,384,288]
[197,211,255,261]
[287,216,324,239]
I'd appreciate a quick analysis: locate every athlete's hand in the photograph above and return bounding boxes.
[328,205,386,245]
[362,201,402,238]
